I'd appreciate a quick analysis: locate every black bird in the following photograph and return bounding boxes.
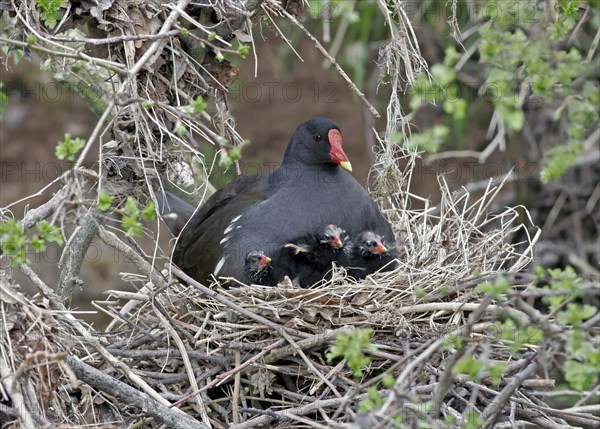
[244,250,273,285]
[349,231,398,278]
[160,117,395,285]
[155,191,196,236]
[281,224,350,287]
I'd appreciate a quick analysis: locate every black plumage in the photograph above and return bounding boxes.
[243,250,273,285]
[155,191,195,236]
[349,231,398,278]
[280,224,350,287]
[159,117,395,285]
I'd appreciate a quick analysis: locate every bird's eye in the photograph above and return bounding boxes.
[366,240,376,247]
[315,133,322,140]
[324,233,332,240]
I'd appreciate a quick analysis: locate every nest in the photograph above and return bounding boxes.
[9,173,597,429]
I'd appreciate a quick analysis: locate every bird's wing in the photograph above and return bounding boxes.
[173,175,265,282]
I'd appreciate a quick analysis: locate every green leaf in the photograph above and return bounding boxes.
[564,359,598,391]
[36,221,64,246]
[35,0,64,29]
[453,355,485,381]
[0,219,28,266]
[98,189,113,211]
[327,328,376,377]
[478,278,512,300]
[382,374,395,388]
[30,236,45,252]
[488,363,507,386]
[55,133,86,161]
[191,95,208,114]
[557,303,598,327]
[406,125,449,154]
[357,386,384,413]
[237,43,250,59]
[121,215,143,237]
[174,121,187,137]
[141,201,156,220]
[124,196,140,217]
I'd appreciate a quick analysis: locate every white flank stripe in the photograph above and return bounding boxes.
[224,214,242,235]
[214,256,227,276]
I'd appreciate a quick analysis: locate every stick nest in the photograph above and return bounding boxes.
[6,175,588,429]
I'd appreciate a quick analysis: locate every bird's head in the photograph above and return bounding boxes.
[283,118,352,172]
[319,224,345,249]
[245,251,272,277]
[358,232,388,256]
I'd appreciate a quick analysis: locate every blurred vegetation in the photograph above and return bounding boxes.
[300,0,599,182]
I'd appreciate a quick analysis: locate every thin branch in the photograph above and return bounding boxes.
[64,356,208,429]
[273,1,380,119]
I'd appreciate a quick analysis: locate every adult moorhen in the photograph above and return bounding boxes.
[160,117,395,285]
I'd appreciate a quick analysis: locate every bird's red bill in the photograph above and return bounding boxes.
[375,242,388,254]
[260,255,272,267]
[328,129,352,172]
[332,236,343,248]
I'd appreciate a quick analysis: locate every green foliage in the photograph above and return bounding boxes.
[237,43,250,59]
[357,386,384,413]
[218,140,249,170]
[0,219,63,267]
[537,265,585,313]
[97,189,113,212]
[34,220,64,248]
[463,411,483,429]
[119,197,156,237]
[182,96,208,116]
[540,142,582,183]
[488,363,507,387]
[533,266,597,391]
[477,277,513,300]
[382,374,395,388]
[55,133,85,161]
[327,328,376,377]
[0,219,28,266]
[0,82,7,116]
[173,121,187,137]
[443,333,463,351]
[141,201,157,220]
[34,0,63,29]
[409,47,467,124]
[476,1,597,180]
[453,355,485,381]
[492,319,543,353]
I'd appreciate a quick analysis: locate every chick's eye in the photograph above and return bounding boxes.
[366,240,376,247]
[315,133,322,140]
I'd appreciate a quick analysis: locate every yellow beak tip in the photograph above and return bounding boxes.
[339,161,353,172]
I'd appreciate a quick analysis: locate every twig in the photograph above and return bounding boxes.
[64,356,207,429]
[57,207,102,303]
[171,267,342,398]
[0,355,38,429]
[97,227,167,289]
[481,356,539,427]
[73,0,194,169]
[431,296,494,416]
[273,1,380,119]
[47,30,181,46]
